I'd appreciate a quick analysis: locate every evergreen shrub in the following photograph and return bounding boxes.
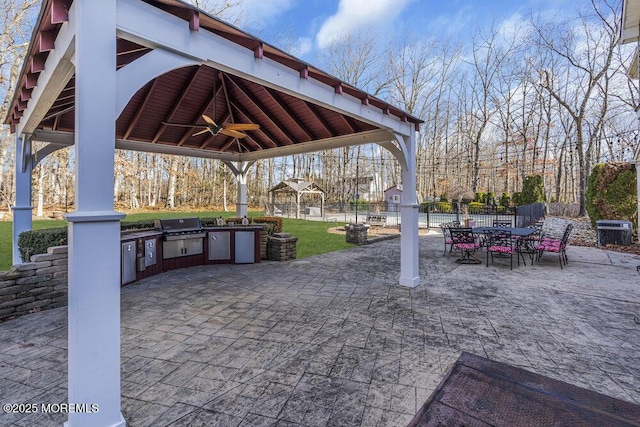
[586,162,637,231]
[18,227,68,262]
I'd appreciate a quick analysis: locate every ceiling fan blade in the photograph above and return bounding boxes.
[163,122,203,128]
[220,129,246,139]
[192,129,210,136]
[201,115,218,126]
[224,123,260,131]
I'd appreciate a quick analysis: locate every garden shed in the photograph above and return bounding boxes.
[3,0,422,425]
[269,178,325,219]
[384,184,403,211]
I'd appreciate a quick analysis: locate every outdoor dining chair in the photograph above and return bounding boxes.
[449,227,481,264]
[535,223,573,268]
[486,229,516,269]
[440,222,460,256]
[517,221,544,264]
[440,224,454,256]
[493,219,513,227]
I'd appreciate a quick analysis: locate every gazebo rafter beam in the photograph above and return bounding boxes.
[223,74,288,147]
[124,79,158,139]
[304,102,337,137]
[152,66,203,143]
[176,82,223,146]
[263,86,316,141]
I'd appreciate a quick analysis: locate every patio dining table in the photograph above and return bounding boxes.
[472,226,538,238]
[473,226,540,265]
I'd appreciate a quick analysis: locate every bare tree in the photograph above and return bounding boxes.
[0,0,39,205]
[531,0,621,215]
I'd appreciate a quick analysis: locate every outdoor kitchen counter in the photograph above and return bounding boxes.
[120,230,163,241]
[203,225,262,265]
[119,226,263,286]
[202,225,264,231]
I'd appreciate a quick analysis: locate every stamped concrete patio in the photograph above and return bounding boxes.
[1,231,640,426]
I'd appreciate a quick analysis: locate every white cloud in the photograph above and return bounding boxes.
[316,0,414,49]
[237,0,295,24]
[428,6,473,37]
[497,13,531,43]
[295,37,313,56]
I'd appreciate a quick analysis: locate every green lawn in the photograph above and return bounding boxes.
[280,218,354,258]
[0,211,354,270]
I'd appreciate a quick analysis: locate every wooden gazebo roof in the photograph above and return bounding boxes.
[5,0,422,162]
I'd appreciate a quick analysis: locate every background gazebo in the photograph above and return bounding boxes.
[269,178,325,219]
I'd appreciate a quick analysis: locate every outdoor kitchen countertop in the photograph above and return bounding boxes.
[120,230,163,240]
[203,225,263,230]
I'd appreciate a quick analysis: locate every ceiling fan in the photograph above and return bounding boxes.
[163,114,259,139]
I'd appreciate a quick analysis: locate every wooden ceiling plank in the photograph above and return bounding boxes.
[152,66,203,143]
[228,100,281,149]
[123,79,159,140]
[198,133,217,149]
[176,83,224,146]
[341,115,358,133]
[304,102,337,137]
[225,75,292,146]
[263,87,316,141]
[219,136,236,152]
[53,112,60,129]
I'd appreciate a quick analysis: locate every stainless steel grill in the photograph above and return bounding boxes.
[155,218,206,258]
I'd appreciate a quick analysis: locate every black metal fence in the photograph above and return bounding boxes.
[284,201,544,229]
[515,203,545,227]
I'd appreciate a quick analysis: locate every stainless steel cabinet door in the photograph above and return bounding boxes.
[184,237,203,256]
[208,232,231,260]
[234,231,255,264]
[144,239,157,267]
[121,241,136,284]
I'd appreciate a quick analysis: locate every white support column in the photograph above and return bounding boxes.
[236,170,248,217]
[224,161,254,217]
[65,1,126,426]
[397,132,420,288]
[11,134,33,265]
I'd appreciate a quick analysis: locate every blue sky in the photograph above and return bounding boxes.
[237,0,575,59]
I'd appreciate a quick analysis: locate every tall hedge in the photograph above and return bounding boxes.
[17,227,68,262]
[586,162,637,231]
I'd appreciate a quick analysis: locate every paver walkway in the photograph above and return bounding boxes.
[1,232,639,426]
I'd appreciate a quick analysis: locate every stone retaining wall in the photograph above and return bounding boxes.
[0,245,68,321]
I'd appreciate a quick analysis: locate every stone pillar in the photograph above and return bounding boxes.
[12,134,33,265]
[267,233,298,261]
[345,223,369,245]
[259,225,269,260]
[65,1,126,426]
